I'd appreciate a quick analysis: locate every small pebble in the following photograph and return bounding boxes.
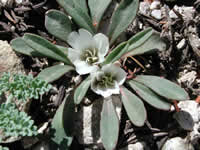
[162,137,194,150]
[177,38,186,49]
[151,9,162,20]
[120,141,150,150]
[139,1,151,15]
[15,0,22,4]
[150,1,161,10]
[0,0,14,7]
[169,10,178,19]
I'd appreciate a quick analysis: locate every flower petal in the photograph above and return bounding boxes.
[94,33,109,62]
[95,82,120,97]
[102,64,126,85]
[68,48,81,63]
[74,61,99,75]
[67,31,80,50]
[115,67,126,85]
[68,29,95,50]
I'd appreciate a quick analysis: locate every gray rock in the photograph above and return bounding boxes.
[173,101,200,148]
[173,5,195,21]
[169,10,178,19]
[162,137,194,150]
[0,40,25,77]
[190,123,200,148]
[32,142,49,150]
[178,70,197,88]
[176,39,186,50]
[151,9,162,20]
[173,110,194,131]
[0,0,14,7]
[74,95,122,147]
[150,1,161,10]
[139,2,151,16]
[177,101,200,123]
[120,141,150,150]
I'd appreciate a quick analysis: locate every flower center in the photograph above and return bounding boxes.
[81,48,99,65]
[98,73,115,88]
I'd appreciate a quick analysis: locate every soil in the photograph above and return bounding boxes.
[0,0,200,150]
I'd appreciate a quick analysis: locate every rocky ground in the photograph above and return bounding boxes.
[0,0,200,150]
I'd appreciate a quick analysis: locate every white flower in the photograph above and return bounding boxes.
[67,29,109,75]
[91,64,126,97]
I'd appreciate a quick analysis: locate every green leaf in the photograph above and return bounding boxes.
[55,45,68,56]
[100,98,119,150]
[10,38,42,57]
[88,0,112,29]
[74,76,91,104]
[72,0,88,14]
[108,0,139,44]
[134,75,189,101]
[128,80,171,110]
[103,42,128,65]
[37,65,74,83]
[23,33,71,64]
[45,10,72,43]
[50,94,75,150]
[121,86,146,126]
[56,0,95,34]
[122,30,166,58]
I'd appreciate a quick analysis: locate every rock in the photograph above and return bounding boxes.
[139,2,151,16]
[15,0,22,4]
[150,1,161,10]
[172,101,200,148]
[177,101,199,123]
[0,0,14,7]
[190,123,200,149]
[74,95,122,147]
[0,40,25,77]
[169,10,178,19]
[173,5,195,21]
[162,137,194,150]
[120,141,150,150]
[151,9,162,20]
[32,142,49,150]
[173,100,199,130]
[176,39,186,50]
[178,71,197,87]
[173,110,194,130]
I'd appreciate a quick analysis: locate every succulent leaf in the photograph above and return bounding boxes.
[100,97,119,150]
[10,38,43,57]
[88,0,112,29]
[128,80,171,110]
[50,95,74,150]
[108,0,139,44]
[56,0,95,34]
[121,86,146,126]
[45,10,72,43]
[23,33,71,64]
[134,75,189,101]
[103,42,128,65]
[74,76,91,104]
[122,29,167,58]
[37,65,74,83]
